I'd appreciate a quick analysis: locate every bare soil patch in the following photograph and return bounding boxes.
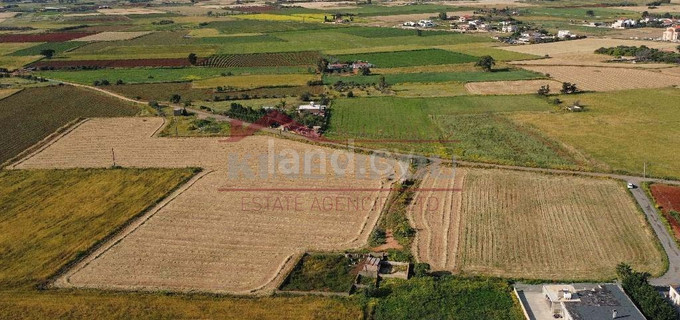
[465,79,562,95]
[651,184,680,241]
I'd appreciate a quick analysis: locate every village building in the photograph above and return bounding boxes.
[612,18,637,29]
[515,283,645,320]
[350,61,373,70]
[418,19,434,28]
[297,101,326,116]
[557,30,574,39]
[501,21,517,33]
[662,26,680,42]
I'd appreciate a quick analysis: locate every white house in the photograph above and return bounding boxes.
[612,18,636,29]
[662,26,680,42]
[418,19,434,28]
[297,101,326,115]
[501,21,517,33]
[557,30,573,39]
[670,285,680,306]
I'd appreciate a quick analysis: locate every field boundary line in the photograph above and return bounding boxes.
[52,169,213,289]
[150,117,167,137]
[249,252,302,295]
[3,117,89,169]
[0,87,23,101]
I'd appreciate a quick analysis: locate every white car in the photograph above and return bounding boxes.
[627,183,636,189]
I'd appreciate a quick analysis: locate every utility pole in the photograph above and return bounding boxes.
[111,148,116,167]
[643,162,647,178]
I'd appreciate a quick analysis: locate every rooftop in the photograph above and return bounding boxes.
[515,283,645,320]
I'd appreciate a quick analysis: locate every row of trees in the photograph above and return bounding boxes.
[537,82,579,96]
[617,263,677,320]
[92,79,124,86]
[595,46,680,64]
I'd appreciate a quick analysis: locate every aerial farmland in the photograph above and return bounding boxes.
[2,0,680,319]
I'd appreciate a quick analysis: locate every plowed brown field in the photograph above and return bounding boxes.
[650,184,680,241]
[12,117,399,294]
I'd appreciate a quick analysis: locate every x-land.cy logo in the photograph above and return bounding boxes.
[217,110,461,212]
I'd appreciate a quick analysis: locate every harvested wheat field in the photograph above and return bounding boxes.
[72,32,151,42]
[97,8,164,15]
[13,117,401,294]
[408,166,465,270]
[520,65,680,91]
[465,79,562,95]
[502,38,678,56]
[510,53,672,69]
[409,167,665,280]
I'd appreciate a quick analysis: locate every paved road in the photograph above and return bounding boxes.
[53,79,680,285]
[628,179,680,286]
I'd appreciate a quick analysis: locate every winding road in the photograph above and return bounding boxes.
[51,79,680,286]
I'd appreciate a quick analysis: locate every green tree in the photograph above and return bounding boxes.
[170,94,181,104]
[378,75,388,90]
[438,12,447,20]
[187,53,198,65]
[40,49,55,59]
[586,10,595,17]
[316,58,329,74]
[560,82,577,94]
[475,56,496,72]
[537,84,550,96]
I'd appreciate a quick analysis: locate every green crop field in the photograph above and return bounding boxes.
[280,253,355,293]
[331,49,477,68]
[433,113,578,168]
[324,69,543,85]
[511,88,680,178]
[0,86,139,165]
[326,95,573,165]
[37,66,309,85]
[0,168,196,288]
[338,27,451,38]
[9,41,84,57]
[374,276,524,320]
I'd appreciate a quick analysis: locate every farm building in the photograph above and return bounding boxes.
[662,26,680,42]
[297,101,326,116]
[327,63,348,71]
[515,283,645,320]
[350,61,375,73]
